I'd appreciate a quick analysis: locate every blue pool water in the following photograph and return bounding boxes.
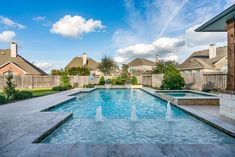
[42,89,235,144]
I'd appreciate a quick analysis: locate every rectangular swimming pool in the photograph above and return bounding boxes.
[41,89,235,144]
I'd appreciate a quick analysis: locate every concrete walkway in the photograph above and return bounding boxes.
[0,87,235,157]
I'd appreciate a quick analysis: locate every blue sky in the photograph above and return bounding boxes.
[0,0,234,72]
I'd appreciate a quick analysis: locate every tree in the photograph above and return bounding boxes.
[4,72,17,100]
[51,69,63,75]
[67,67,90,76]
[121,64,130,80]
[60,72,71,88]
[99,76,105,85]
[160,65,185,90]
[131,76,138,85]
[98,56,116,75]
[153,60,179,74]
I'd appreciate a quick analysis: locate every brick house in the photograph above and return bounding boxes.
[0,42,47,75]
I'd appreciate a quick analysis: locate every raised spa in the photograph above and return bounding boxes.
[41,89,234,144]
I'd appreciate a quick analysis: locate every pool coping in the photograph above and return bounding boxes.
[141,87,235,137]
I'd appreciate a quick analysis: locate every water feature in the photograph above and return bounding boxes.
[165,101,172,121]
[96,106,103,121]
[42,89,235,144]
[131,105,137,121]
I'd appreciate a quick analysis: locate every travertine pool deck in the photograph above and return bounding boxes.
[0,87,235,157]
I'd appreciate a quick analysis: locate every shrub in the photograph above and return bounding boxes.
[125,80,131,84]
[52,86,67,91]
[13,91,33,100]
[84,84,94,88]
[73,82,79,88]
[60,72,71,87]
[4,72,17,100]
[131,76,138,85]
[111,79,117,85]
[99,76,105,85]
[160,65,185,90]
[116,76,124,85]
[0,95,6,105]
[202,81,216,92]
[105,79,112,84]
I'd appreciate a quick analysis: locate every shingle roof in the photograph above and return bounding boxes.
[66,57,99,70]
[127,58,155,66]
[0,49,47,75]
[178,46,227,70]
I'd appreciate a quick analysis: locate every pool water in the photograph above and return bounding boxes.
[42,89,235,144]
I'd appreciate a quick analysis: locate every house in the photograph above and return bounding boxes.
[178,44,227,74]
[0,42,47,76]
[127,58,156,74]
[66,53,101,75]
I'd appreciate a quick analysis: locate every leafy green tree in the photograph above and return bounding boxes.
[153,60,179,74]
[121,64,130,80]
[160,65,185,90]
[131,76,138,85]
[98,56,116,75]
[99,76,105,85]
[51,69,63,75]
[67,67,90,76]
[67,67,79,75]
[4,72,17,100]
[79,67,90,76]
[60,72,71,88]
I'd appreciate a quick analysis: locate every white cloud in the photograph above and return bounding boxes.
[0,16,26,29]
[114,37,185,63]
[184,24,226,47]
[34,62,53,72]
[50,15,104,38]
[0,31,16,42]
[32,16,46,21]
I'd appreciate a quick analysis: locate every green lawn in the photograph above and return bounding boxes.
[0,88,57,97]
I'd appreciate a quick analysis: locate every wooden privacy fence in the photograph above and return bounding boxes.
[0,75,100,89]
[203,73,227,89]
[142,72,228,90]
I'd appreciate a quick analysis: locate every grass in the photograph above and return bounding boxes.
[0,88,57,98]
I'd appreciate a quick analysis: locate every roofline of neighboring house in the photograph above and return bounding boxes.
[212,56,227,65]
[0,61,28,74]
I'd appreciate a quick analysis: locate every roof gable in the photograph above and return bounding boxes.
[66,57,99,70]
[127,58,155,66]
[0,49,47,75]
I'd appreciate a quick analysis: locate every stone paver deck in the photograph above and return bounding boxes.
[0,87,235,157]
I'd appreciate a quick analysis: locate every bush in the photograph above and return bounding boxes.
[111,79,117,85]
[160,65,185,90]
[116,76,124,85]
[131,76,138,85]
[84,84,94,88]
[105,79,112,84]
[60,72,71,87]
[125,80,131,84]
[99,76,105,85]
[0,95,6,105]
[4,72,17,100]
[13,91,33,100]
[202,81,216,92]
[73,82,79,88]
[52,86,67,91]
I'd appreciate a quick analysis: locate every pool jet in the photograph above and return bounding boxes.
[166,101,173,121]
[131,105,137,121]
[96,106,103,121]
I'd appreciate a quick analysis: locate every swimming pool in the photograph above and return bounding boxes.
[42,89,235,144]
